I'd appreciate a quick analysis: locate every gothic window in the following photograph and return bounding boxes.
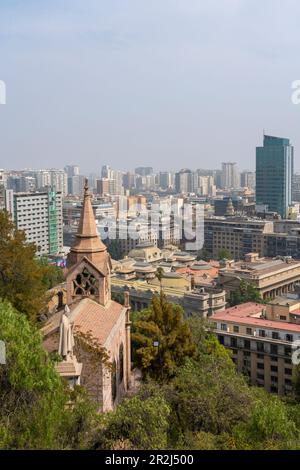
[112,359,117,402]
[73,267,98,296]
[119,343,124,384]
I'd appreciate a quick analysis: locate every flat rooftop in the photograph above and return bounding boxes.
[212,302,300,333]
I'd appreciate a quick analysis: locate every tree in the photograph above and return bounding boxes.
[0,299,107,450]
[36,256,64,290]
[218,248,232,260]
[0,300,67,448]
[231,391,299,450]
[106,239,124,261]
[93,388,171,450]
[132,294,196,381]
[229,279,263,306]
[0,211,55,321]
[155,267,164,292]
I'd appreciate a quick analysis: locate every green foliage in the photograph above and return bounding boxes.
[218,248,232,260]
[132,294,196,381]
[229,279,263,306]
[107,239,124,261]
[36,256,64,290]
[0,300,67,448]
[231,391,299,450]
[0,211,57,321]
[94,388,171,450]
[292,363,300,401]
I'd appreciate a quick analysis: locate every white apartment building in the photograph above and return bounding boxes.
[5,189,63,256]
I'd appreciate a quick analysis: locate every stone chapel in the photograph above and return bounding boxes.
[42,179,131,411]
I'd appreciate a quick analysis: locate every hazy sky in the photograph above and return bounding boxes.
[0,0,300,173]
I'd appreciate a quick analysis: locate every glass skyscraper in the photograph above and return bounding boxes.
[256,135,293,218]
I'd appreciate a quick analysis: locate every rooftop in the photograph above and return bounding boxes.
[211,302,300,333]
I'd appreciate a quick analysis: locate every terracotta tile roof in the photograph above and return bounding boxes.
[42,298,125,348]
[211,302,300,333]
[212,302,263,318]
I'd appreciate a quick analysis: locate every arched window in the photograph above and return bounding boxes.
[111,359,117,403]
[73,267,98,296]
[119,343,124,384]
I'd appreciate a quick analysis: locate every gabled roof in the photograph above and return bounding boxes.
[43,298,126,349]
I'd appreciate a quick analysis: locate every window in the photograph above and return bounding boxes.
[119,344,124,384]
[246,327,252,335]
[272,332,279,340]
[259,330,266,338]
[221,323,227,331]
[244,340,251,350]
[285,368,292,376]
[280,316,286,321]
[230,337,237,348]
[257,342,264,352]
[257,362,264,370]
[286,334,293,342]
[270,356,278,362]
[244,351,251,357]
[270,386,278,393]
[218,335,224,345]
[73,267,98,297]
[271,376,278,383]
[111,359,117,403]
[257,373,264,380]
[270,344,278,355]
[271,365,278,372]
[233,325,239,333]
[285,379,292,386]
[285,347,291,357]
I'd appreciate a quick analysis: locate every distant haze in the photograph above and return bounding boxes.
[0,0,300,173]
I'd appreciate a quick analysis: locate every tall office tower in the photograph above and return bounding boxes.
[221,162,239,189]
[256,135,293,218]
[49,169,68,196]
[240,171,256,190]
[159,172,172,190]
[214,169,223,189]
[67,174,85,196]
[5,188,63,256]
[64,165,80,177]
[111,169,124,196]
[123,172,136,190]
[135,167,153,176]
[101,165,113,179]
[175,169,193,194]
[292,174,300,202]
[96,178,110,196]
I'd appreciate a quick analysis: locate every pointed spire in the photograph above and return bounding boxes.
[67,178,110,269]
[76,178,101,239]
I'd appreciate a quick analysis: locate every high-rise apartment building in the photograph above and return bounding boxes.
[64,165,80,177]
[256,135,293,218]
[5,189,63,256]
[135,167,153,176]
[221,162,239,189]
[240,171,255,190]
[175,169,193,194]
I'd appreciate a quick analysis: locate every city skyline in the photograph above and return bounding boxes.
[1,1,300,172]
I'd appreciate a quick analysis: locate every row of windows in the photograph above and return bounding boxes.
[220,323,294,342]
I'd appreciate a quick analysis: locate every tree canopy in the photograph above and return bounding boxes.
[229,279,263,306]
[0,211,62,321]
[131,293,196,381]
